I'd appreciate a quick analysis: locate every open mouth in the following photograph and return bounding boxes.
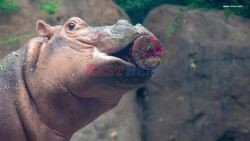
[111,42,134,64]
[110,34,164,70]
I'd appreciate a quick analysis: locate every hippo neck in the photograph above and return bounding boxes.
[0,48,25,95]
[0,43,119,140]
[20,37,115,139]
[0,47,67,141]
[0,48,28,141]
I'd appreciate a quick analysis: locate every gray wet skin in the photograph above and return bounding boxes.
[94,19,151,54]
[0,17,156,141]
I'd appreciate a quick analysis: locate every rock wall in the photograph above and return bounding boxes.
[143,4,250,141]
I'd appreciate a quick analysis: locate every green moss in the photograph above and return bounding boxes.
[0,32,36,47]
[165,9,184,38]
[39,0,62,15]
[223,8,233,21]
[113,0,250,23]
[114,0,186,24]
[0,0,18,13]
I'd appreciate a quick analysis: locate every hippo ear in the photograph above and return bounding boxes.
[36,20,54,38]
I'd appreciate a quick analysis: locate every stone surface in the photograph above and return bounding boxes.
[143,4,250,141]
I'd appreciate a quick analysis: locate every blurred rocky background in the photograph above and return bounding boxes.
[0,0,250,141]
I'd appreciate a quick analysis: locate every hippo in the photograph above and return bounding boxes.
[0,17,163,141]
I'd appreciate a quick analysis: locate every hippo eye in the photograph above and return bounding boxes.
[68,23,76,30]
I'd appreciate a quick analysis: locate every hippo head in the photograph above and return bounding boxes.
[27,17,162,102]
[23,17,162,136]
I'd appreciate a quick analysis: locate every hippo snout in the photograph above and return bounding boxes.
[94,20,163,70]
[33,16,163,87]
